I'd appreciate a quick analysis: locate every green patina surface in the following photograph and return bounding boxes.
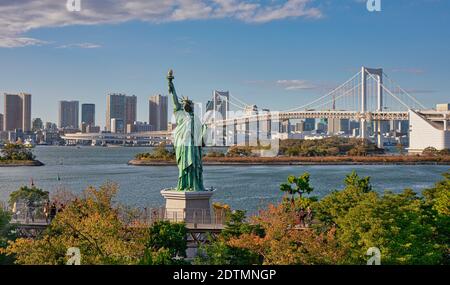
[168,70,206,191]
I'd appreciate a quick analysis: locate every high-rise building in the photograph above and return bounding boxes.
[149,94,168,131]
[58,101,79,129]
[328,118,350,135]
[125,95,137,126]
[304,118,315,131]
[81,104,95,126]
[106,94,137,132]
[3,93,32,132]
[21,93,31,132]
[0,113,3,132]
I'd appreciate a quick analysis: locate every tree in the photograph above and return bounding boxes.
[336,189,446,264]
[314,171,449,264]
[194,210,262,265]
[9,186,49,208]
[228,204,345,265]
[4,183,148,265]
[0,143,35,161]
[313,171,373,226]
[422,146,439,156]
[140,220,188,265]
[280,172,314,204]
[0,208,16,264]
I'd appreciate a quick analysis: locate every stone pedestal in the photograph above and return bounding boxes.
[160,189,214,223]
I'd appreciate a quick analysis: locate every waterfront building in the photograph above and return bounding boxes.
[106,94,137,131]
[81,103,95,126]
[304,118,315,131]
[127,121,153,133]
[149,94,168,131]
[111,118,125,133]
[408,107,450,153]
[316,121,326,133]
[86,125,100,133]
[295,121,305,132]
[45,122,58,132]
[3,93,32,132]
[328,118,350,135]
[244,105,258,116]
[436,103,450,112]
[59,100,79,129]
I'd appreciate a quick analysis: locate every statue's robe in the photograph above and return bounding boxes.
[173,109,206,191]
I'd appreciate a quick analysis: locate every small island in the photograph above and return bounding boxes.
[0,142,44,167]
[129,138,450,166]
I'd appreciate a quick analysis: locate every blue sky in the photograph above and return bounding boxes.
[0,0,449,127]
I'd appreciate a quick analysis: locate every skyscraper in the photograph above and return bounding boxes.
[126,95,137,126]
[3,93,32,132]
[21,93,31,132]
[59,101,79,129]
[149,94,168,131]
[0,113,3,132]
[106,94,137,132]
[81,103,95,126]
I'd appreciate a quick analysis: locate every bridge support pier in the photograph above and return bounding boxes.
[376,121,383,149]
[360,119,367,140]
[244,118,250,147]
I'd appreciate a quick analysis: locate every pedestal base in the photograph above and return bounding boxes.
[160,189,214,223]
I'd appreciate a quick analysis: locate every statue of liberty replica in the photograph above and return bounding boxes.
[161,69,214,223]
[167,69,206,192]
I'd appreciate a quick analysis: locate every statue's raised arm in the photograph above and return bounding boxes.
[167,69,181,112]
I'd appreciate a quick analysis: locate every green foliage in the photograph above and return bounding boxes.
[314,171,373,226]
[194,210,262,265]
[4,184,148,265]
[280,137,383,157]
[0,208,16,264]
[8,186,49,208]
[221,210,264,240]
[313,171,449,264]
[280,173,314,204]
[147,221,187,258]
[0,143,35,161]
[140,248,187,265]
[226,146,256,157]
[135,143,175,161]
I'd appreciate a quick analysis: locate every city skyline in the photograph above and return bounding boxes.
[0,1,449,126]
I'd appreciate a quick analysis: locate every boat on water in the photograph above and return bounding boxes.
[23,138,36,148]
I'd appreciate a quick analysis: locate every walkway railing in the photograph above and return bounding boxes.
[3,201,227,228]
[137,207,227,226]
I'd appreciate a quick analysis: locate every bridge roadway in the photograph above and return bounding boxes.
[208,110,410,127]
